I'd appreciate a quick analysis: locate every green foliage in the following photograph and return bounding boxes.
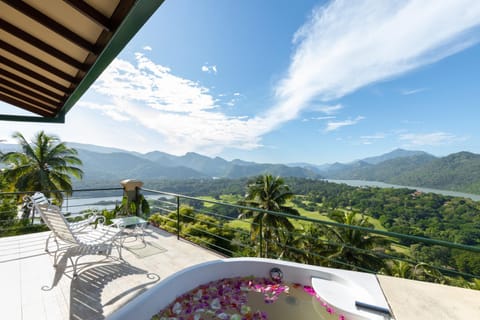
[320,212,391,271]
[149,205,237,256]
[115,194,151,218]
[0,131,83,203]
[143,178,247,197]
[0,195,17,227]
[326,151,480,194]
[239,174,300,257]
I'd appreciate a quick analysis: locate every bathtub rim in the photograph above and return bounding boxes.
[106,257,390,320]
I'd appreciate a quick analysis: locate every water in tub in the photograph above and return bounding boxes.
[152,277,344,320]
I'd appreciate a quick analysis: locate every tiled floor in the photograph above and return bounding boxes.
[0,228,223,320]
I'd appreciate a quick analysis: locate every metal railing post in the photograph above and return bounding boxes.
[135,186,140,216]
[259,218,263,258]
[176,196,180,240]
[31,206,35,224]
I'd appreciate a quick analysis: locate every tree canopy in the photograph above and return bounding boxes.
[1,131,83,203]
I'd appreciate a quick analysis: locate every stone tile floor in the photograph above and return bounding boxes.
[0,227,223,320]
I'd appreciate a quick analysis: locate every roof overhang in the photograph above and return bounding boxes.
[0,0,164,123]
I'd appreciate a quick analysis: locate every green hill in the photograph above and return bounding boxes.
[326,152,480,194]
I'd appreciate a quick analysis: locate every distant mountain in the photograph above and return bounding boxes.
[326,154,436,181]
[390,152,480,194]
[287,149,430,173]
[360,148,431,164]
[77,149,206,181]
[322,150,480,194]
[3,141,480,194]
[288,162,332,172]
[176,152,230,177]
[68,144,321,182]
[66,142,139,155]
[142,151,177,165]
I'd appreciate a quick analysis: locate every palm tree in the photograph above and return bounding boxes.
[381,260,414,278]
[323,211,391,272]
[239,174,299,257]
[1,131,83,204]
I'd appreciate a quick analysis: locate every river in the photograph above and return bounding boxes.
[327,179,480,201]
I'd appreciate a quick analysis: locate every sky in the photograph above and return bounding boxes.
[1,0,480,165]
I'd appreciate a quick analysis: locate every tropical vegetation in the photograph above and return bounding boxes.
[239,174,299,257]
[1,131,83,203]
[147,174,480,289]
[1,133,479,289]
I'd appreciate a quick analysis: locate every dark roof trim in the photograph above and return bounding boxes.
[0,0,164,123]
[57,0,165,121]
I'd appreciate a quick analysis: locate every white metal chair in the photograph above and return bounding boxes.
[27,192,105,253]
[33,202,122,277]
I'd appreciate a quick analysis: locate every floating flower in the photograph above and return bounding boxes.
[216,312,229,319]
[172,302,182,315]
[153,277,347,320]
[210,298,221,310]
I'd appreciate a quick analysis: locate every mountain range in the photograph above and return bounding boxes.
[314,149,480,194]
[66,143,320,182]
[1,142,480,194]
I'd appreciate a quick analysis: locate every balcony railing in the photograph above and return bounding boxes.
[1,186,479,289]
[141,187,480,289]
[0,188,124,236]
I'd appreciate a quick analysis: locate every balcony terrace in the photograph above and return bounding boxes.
[0,228,222,320]
[0,186,479,319]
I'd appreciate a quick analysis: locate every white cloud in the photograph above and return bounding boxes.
[78,0,480,155]
[83,54,267,155]
[272,0,480,123]
[302,116,332,122]
[312,116,336,120]
[81,102,130,122]
[401,88,427,95]
[325,116,365,132]
[399,132,458,146]
[201,64,218,74]
[143,46,152,51]
[316,104,343,115]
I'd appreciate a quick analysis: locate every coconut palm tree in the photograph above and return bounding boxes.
[1,131,83,204]
[239,174,299,257]
[324,211,391,272]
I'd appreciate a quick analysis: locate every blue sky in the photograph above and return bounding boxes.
[1,0,480,164]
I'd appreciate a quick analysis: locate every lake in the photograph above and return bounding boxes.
[327,179,480,201]
[61,194,170,214]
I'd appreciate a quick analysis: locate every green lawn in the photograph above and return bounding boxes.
[200,195,387,234]
[197,195,243,208]
[227,219,251,231]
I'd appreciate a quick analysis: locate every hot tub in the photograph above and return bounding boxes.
[107,258,392,320]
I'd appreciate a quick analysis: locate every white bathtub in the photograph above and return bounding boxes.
[107,258,392,320]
